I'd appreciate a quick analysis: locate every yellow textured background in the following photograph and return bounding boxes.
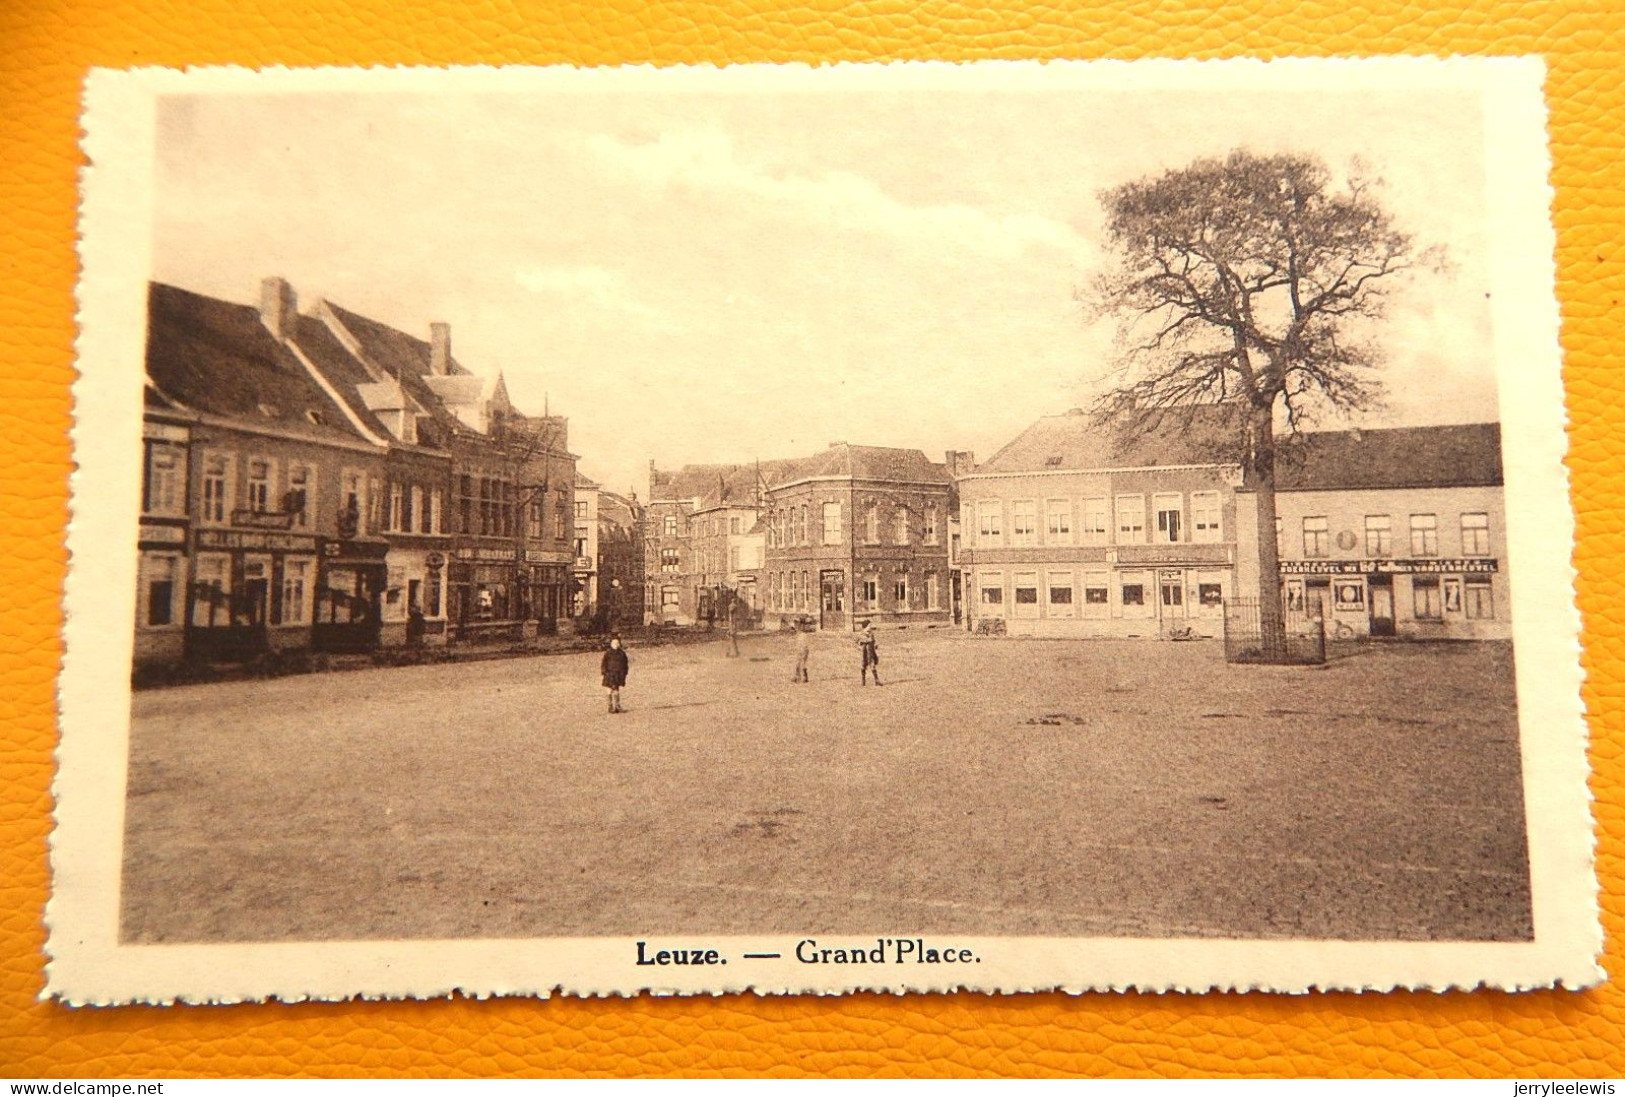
[1,0,1621,1078]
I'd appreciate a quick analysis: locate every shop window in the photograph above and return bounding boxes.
[1081,498,1109,545]
[1366,514,1392,556]
[1413,576,1443,619]
[1011,501,1037,547]
[1198,583,1223,608]
[143,442,185,517]
[1154,493,1183,544]
[1461,512,1490,556]
[247,457,273,513]
[1191,492,1221,543]
[190,554,230,627]
[1045,499,1072,545]
[202,453,232,524]
[980,575,1005,613]
[1082,577,1110,619]
[1121,583,1145,606]
[1013,573,1040,618]
[279,559,312,625]
[1115,495,1145,543]
[1465,577,1494,619]
[1047,572,1074,618]
[1334,579,1365,611]
[1410,514,1438,556]
[143,555,177,627]
[1302,516,1329,557]
[823,502,843,546]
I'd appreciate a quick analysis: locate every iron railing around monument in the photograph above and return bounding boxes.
[1222,597,1326,665]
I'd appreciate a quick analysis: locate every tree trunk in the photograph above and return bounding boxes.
[1249,405,1287,660]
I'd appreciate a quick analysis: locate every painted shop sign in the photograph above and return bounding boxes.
[231,508,294,531]
[1279,558,1499,575]
[455,546,518,563]
[138,523,187,546]
[196,528,318,553]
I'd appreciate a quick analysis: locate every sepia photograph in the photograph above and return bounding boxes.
[52,59,1593,1001]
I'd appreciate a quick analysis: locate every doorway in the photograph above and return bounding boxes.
[1368,575,1396,637]
[819,569,846,631]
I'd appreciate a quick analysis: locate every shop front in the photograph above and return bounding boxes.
[1279,557,1505,640]
[314,536,387,653]
[187,525,323,662]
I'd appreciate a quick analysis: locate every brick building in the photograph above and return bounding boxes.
[1236,424,1509,640]
[135,277,581,666]
[760,445,955,631]
[957,409,1242,638]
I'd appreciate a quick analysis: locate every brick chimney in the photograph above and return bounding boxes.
[945,450,975,478]
[429,322,451,375]
[259,277,297,340]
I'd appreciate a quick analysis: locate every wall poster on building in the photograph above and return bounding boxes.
[51,58,1595,1006]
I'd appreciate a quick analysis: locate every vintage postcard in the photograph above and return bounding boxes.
[52,58,1598,1003]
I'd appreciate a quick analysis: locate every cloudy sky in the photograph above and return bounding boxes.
[151,68,1496,497]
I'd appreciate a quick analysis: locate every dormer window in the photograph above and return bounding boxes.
[1045,456,1063,468]
[306,409,326,426]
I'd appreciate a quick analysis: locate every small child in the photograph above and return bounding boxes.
[601,634,629,713]
[856,621,881,686]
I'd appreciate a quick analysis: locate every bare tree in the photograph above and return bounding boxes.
[1090,149,1434,654]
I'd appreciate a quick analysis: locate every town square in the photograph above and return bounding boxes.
[120,628,1531,944]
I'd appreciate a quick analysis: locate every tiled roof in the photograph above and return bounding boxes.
[777,444,951,485]
[652,445,950,505]
[974,406,1245,475]
[145,283,375,447]
[1269,424,1503,492]
[313,302,472,438]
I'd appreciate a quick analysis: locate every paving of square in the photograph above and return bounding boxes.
[120,631,1532,943]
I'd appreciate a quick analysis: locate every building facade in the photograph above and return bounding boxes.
[957,409,1242,639]
[1235,424,1510,640]
[761,445,955,631]
[136,277,581,667]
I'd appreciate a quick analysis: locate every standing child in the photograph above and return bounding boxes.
[601,634,629,713]
[856,621,881,686]
[792,626,811,683]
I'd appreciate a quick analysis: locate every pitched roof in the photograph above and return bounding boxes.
[973,406,1244,475]
[144,283,375,447]
[651,459,805,507]
[1269,424,1503,492]
[311,302,472,438]
[774,444,951,485]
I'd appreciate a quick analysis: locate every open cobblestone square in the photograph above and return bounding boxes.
[121,631,1532,944]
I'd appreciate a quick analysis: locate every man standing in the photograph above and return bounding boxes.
[856,620,881,686]
[792,625,811,683]
[601,634,629,714]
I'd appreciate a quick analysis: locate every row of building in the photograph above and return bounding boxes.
[136,277,649,668]
[135,276,1510,667]
[635,410,1509,643]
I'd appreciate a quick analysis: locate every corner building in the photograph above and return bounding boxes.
[957,409,1242,638]
[762,445,955,631]
[1235,424,1509,640]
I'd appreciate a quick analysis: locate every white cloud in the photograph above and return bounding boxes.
[585,131,1095,263]
[514,263,680,328]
